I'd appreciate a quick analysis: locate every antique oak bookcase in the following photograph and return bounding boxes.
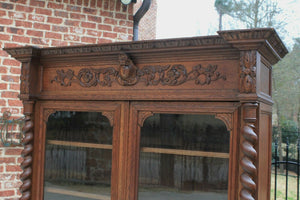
[5,28,287,200]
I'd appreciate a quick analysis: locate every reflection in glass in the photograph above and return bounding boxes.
[138,114,230,200]
[44,111,113,200]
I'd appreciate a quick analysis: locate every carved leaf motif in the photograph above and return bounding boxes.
[138,111,154,127]
[51,64,226,87]
[215,113,232,131]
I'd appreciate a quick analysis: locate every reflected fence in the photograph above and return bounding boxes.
[272,134,300,200]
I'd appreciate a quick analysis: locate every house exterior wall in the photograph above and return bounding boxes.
[0,0,134,199]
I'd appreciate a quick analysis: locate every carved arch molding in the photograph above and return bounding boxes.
[138,111,233,132]
[43,109,115,127]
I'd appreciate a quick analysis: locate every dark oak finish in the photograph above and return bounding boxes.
[5,28,287,200]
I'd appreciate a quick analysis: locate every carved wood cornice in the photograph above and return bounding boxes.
[43,109,56,122]
[51,63,226,87]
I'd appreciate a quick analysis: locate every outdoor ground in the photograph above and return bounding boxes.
[271,171,298,200]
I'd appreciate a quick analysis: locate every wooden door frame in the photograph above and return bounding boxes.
[31,101,129,200]
[126,101,240,200]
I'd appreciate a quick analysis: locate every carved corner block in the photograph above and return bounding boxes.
[240,51,257,94]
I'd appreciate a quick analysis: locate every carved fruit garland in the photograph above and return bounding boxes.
[51,54,226,87]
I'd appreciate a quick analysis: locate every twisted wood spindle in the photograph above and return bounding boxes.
[20,102,34,200]
[240,103,258,200]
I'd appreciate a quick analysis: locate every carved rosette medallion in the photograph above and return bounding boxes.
[240,51,256,93]
[51,55,226,88]
[240,103,258,200]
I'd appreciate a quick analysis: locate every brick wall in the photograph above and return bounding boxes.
[0,0,133,199]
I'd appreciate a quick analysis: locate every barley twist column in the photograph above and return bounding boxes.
[240,103,258,200]
[19,101,34,200]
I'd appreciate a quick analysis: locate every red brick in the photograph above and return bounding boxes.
[115,13,126,19]
[4,181,22,190]
[0,18,13,25]
[0,99,6,106]
[0,33,10,41]
[90,0,96,8]
[35,8,52,15]
[47,17,63,24]
[0,157,15,164]
[113,27,126,34]
[104,17,117,25]
[1,76,19,83]
[30,0,46,7]
[54,10,68,18]
[100,10,113,17]
[6,165,22,172]
[33,23,51,30]
[64,34,80,41]
[0,83,8,90]
[67,5,81,12]
[98,24,112,31]
[51,40,68,46]
[64,19,80,26]
[0,10,6,17]
[52,25,68,32]
[7,27,25,35]
[81,21,96,29]
[26,30,43,37]
[76,0,82,5]
[0,66,8,73]
[15,20,33,28]
[10,67,21,74]
[0,190,14,197]
[87,30,100,37]
[87,15,102,23]
[45,32,62,39]
[12,35,30,43]
[47,2,64,9]
[97,0,103,8]
[0,165,3,172]
[0,3,14,10]
[83,7,97,15]
[8,12,26,20]
[3,59,21,66]
[28,14,45,22]
[31,38,49,45]
[1,108,20,115]
[83,0,89,6]
[8,99,23,107]
[81,37,96,43]
[15,5,34,13]
[70,27,84,34]
[98,38,112,44]
[11,0,27,4]
[1,91,19,98]
[17,157,24,164]
[9,84,20,90]
[4,43,22,48]
[5,148,23,156]
[70,13,86,20]
[103,31,117,38]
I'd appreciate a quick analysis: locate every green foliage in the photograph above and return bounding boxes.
[273,39,300,131]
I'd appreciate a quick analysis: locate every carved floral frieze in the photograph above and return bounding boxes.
[51,54,226,87]
[240,51,256,93]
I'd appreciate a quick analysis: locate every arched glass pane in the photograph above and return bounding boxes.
[44,111,113,200]
[138,114,230,200]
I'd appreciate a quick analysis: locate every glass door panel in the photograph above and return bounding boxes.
[138,114,230,200]
[44,111,113,200]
